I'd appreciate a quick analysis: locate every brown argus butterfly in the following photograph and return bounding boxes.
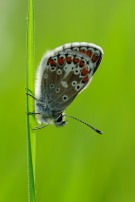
[34,42,103,133]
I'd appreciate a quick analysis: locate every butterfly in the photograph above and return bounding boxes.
[34,42,103,133]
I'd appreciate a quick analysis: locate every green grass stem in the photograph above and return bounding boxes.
[26,0,36,201]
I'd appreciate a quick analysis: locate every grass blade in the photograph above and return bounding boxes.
[26,0,36,201]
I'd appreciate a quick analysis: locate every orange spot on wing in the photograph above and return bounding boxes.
[47,58,57,66]
[86,50,92,57]
[66,56,72,64]
[58,57,65,65]
[92,54,99,63]
[81,68,89,76]
[73,57,80,64]
[80,49,86,54]
[79,60,85,68]
[82,75,89,83]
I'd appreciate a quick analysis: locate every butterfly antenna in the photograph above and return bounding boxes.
[64,114,103,134]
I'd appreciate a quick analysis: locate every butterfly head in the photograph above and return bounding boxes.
[53,113,67,127]
[35,101,66,126]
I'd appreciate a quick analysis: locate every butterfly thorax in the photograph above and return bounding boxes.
[35,100,66,126]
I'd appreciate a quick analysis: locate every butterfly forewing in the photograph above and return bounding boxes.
[35,42,103,125]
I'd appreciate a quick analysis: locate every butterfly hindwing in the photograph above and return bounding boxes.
[35,42,103,126]
[39,43,103,111]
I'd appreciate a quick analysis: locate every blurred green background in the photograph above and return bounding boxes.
[0,0,135,201]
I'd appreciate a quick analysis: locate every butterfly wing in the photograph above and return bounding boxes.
[35,42,103,113]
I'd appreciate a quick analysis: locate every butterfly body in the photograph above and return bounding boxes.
[35,42,103,127]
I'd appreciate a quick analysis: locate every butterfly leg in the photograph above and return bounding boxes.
[25,88,37,100]
[26,92,37,100]
[26,112,47,130]
[25,88,33,95]
[27,112,40,116]
[33,124,48,130]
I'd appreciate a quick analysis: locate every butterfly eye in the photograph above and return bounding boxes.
[54,114,66,127]
[56,114,63,123]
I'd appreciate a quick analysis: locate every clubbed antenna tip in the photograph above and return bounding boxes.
[64,114,103,135]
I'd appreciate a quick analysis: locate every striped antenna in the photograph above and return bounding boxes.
[64,114,103,134]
